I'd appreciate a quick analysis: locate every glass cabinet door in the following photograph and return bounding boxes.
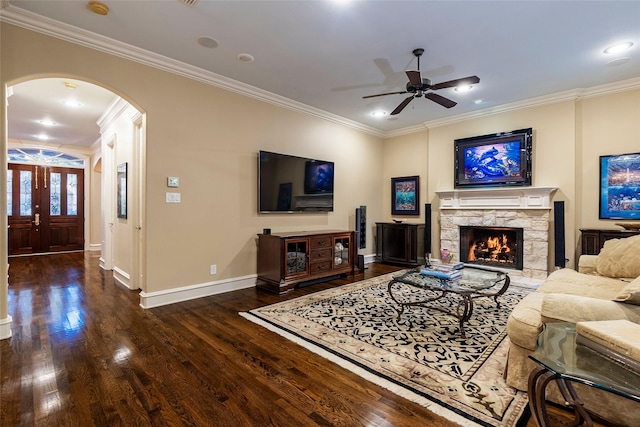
[286,239,308,275]
[333,236,351,267]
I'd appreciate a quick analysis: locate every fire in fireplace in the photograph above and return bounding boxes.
[459,226,524,270]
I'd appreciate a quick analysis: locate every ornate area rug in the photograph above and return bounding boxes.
[241,271,531,427]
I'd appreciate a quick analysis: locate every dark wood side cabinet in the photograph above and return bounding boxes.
[256,230,356,294]
[375,222,425,267]
[580,228,640,255]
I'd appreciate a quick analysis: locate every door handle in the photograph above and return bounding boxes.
[33,213,40,226]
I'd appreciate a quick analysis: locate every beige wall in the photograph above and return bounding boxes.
[1,23,385,296]
[577,89,640,228]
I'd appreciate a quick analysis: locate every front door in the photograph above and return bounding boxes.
[8,164,84,255]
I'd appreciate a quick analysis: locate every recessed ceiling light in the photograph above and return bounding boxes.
[236,53,255,63]
[371,111,387,117]
[197,37,219,48]
[63,100,82,108]
[454,85,473,92]
[473,99,484,105]
[36,133,50,140]
[39,119,57,126]
[604,41,633,54]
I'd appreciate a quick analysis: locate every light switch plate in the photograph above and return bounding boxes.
[167,176,179,187]
[166,192,181,203]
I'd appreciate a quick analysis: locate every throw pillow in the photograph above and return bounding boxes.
[595,234,640,279]
[613,276,640,305]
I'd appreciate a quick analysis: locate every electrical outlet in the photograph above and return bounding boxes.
[210,264,217,275]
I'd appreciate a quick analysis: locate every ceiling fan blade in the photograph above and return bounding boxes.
[425,92,457,109]
[406,70,422,87]
[430,75,480,90]
[362,90,408,99]
[391,95,415,115]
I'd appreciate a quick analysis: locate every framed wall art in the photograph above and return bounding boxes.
[117,162,128,219]
[599,152,640,220]
[391,175,419,215]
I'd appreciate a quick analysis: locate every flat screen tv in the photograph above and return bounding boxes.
[454,128,533,189]
[258,150,334,213]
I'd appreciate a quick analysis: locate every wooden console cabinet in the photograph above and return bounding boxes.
[375,222,425,266]
[580,228,640,255]
[256,230,355,294]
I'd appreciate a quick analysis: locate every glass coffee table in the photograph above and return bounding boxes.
[528,322,640,427]
[387,266,510,338]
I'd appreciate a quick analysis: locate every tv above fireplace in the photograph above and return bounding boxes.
[454,128,533,189]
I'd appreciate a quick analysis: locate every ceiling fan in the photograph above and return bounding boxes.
[363,48,480,115]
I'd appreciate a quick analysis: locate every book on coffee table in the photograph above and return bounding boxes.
[428,260,464,270]
[419,268,463,280]
[576,320,640,363]
[576,334,640,374]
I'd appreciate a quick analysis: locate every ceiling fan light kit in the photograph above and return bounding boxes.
[363,48,480,115]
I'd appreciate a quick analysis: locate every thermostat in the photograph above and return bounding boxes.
[167,177,179,187]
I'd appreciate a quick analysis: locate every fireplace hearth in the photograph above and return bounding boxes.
[460,226,524,270]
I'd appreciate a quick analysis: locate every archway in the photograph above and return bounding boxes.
[2,76,147,339]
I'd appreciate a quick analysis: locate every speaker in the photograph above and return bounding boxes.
[357,254,365,272]
[553,201,566,268]
[424,203,432,258]
[355,205,366,249]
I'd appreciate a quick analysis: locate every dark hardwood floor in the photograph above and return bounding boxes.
[1,252,592,426]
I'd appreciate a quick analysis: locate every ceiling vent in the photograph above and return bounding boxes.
[178,0,199,6]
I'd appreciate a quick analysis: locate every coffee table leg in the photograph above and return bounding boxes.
[528,366,559,427]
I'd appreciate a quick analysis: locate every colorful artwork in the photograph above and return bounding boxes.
[464,141,522,182]
[600,153,640,219]
[391,176,419,215]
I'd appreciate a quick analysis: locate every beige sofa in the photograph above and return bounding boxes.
[505,234,640,426]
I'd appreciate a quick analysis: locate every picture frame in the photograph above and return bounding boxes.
[391,175,419,215]
[599,152,640,220]
[117,162,128,219]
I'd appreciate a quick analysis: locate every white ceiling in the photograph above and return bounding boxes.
[3,0,640,147]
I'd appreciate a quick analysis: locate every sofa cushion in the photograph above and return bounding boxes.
[541,293,640,324]
[537,268,627,299]
[595,234,640,279]
[613,275,640,305]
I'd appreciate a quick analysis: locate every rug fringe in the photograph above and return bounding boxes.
[240,311,483,427]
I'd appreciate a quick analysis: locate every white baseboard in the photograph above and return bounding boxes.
[139,274,256,309]
[113,266,133,289]
[89,243,101,251]
[0,315,12,340]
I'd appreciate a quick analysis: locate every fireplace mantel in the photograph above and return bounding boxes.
[436,187,557,210]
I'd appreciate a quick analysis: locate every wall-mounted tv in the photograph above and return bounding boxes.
[454,128,533,189]
[258,150,334,213]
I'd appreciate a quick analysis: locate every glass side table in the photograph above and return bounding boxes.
[528,322,640,426]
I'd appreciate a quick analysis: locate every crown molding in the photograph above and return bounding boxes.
[383,123,429,139]
[421,77,640,130]
[0,5,385,139]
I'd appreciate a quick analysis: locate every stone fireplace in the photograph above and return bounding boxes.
[436,187,557,286]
